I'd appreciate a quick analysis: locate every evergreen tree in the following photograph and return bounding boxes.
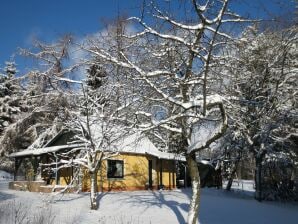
[0,60,24,134]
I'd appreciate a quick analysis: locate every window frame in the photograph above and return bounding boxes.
[107,159,124,179]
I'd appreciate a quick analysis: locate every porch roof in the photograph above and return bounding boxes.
[8,144,84,158]
[145,150,185,161]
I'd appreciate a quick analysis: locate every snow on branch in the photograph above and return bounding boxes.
[152,5,204,31]
[82,45,186,108]
[126,17,193,48]
[188,97,227,154]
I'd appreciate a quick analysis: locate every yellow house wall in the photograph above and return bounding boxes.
[82,153,177,192]
[49,167,73,186]
[161,159,176,189]
[101,154,152,191]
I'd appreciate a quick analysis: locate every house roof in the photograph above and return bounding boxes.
[8,144,85,158]
[9,132,185,161]
[112,133,185,161]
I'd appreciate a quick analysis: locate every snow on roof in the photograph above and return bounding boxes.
[8,115,185,161]
[8,144,84,158]
[9,132,185,161]
[113,133,185,161]
[73,117,185,161]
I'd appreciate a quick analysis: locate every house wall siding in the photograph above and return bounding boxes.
[81,153,176,192]
[49,167,73,186]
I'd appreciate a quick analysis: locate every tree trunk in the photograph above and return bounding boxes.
[255,149,266,202]
[255,160,263,201]
[226,162,238,191]
[90,171,98,210]
[186,155,201,224]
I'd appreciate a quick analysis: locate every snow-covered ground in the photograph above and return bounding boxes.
[223,179,255,194]
[0,180,297,224]
[0,170,12,181]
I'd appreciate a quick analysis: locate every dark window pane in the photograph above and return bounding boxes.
[107,160,124,178]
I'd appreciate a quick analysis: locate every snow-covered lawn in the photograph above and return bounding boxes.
[0,170,12,181]
[0,180,297,224]
[223,179,255,194]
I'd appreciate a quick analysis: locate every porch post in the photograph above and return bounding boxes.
[14,158,18,181]
[14,157,23,181]
[34,156,42,181]
[159,159,163,189]
[184,163,187,188]
[54,153,59,185]
[31,156,37,181]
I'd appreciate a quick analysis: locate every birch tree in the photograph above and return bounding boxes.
[80,1,248,222]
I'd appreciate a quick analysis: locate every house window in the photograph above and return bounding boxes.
[107,160,124,178]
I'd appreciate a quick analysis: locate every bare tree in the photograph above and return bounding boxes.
[79,1,249,222]
[47,61,135,209]
[20,35,81,91]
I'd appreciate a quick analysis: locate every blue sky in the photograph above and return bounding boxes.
[0,0,295,74]
[0,0,141,72]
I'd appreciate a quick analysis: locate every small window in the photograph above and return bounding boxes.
[107,160,124,178]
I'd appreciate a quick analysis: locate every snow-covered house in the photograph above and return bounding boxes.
[8,129,184,192]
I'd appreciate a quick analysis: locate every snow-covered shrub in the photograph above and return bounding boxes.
[0,200,56,224]
[262,153,297,201]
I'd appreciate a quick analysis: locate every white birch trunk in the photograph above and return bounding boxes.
[187,155,201,224]
[90,171,98,210]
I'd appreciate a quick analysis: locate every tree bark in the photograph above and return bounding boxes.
[255,160,263,201]
[226,162,238,191]
[90,171,98,210]
[255,149,266,202]
[186,155,201,224]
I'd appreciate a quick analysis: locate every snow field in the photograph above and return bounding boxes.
[0,170,12,181]
[0,181,297,224]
